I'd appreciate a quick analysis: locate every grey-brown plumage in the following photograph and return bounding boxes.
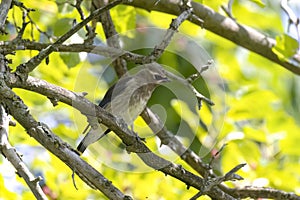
[77,63,169,153]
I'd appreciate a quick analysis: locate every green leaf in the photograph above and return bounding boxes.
[111,5,136,36]
[243,126,267,142]
[59,53,80,68]
[272,34,299,62]
[53,18,73,37]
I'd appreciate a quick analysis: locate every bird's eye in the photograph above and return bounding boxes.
[154,74,163,80]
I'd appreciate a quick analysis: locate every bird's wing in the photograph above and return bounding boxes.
[98,76,132,108]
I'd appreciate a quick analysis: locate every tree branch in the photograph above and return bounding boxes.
[15,0,124,76]
[0,0,12,34]
[0,104,48,200]
[0,78,131,200]
[6,73,236,199]
[145,8,193,62]
[92,0,128,77]
[224,186,300,200]
[7,72,299,199]
[114,0,300,75]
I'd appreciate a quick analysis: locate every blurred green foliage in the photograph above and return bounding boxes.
[1,0,300,199]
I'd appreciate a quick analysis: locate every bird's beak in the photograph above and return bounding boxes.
[160,76,170,83]
[154,74,170,83]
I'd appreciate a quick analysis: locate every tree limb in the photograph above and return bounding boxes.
[0,102,47,199]
[113,0,300,75]
[15,0,124,76]
[7,72,299,200]
[6,73,235,199]
[93,0,128,76]
[224,186,300,200]
[0,0,12,34]
[0,77,131,200]
[144,7,193,62]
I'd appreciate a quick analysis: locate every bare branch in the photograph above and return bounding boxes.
[225,186,300,200]
[115,0,300,75]
[6,73,235,199]
[93,0,128,76]
[164,68,214,107]
[141,108,211,175]
[281,0,300,48]
[15,0,124,76]
[191,163,246,200]
[72,0,96,44]
[0,104,47,200]
[0,0,12,34]
[145,8,193,62]
[0,81,131,200]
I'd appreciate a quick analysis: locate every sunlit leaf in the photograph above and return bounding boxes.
[228,88,279,120]
[56,0,75,13]
[243,126,267,142]
[111,5,136,36]
[59,53,80,68]
[272,34,299,62]
[53,18,73,36]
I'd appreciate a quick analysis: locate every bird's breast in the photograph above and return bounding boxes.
[107,84,156,125]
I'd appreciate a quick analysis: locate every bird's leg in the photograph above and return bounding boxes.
[130,124,146,143]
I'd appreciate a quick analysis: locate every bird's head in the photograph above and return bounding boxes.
[135,63,170,85]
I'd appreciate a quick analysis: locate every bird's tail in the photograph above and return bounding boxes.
[77,127,111,154]
[76,125,90,154]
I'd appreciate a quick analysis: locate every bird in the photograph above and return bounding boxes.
[77,63,169,154]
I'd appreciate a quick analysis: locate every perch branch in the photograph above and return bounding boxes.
[0,83,132,200]
[6,73,235,199]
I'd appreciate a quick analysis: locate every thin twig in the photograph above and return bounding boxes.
[119,0,300,75]
[221,0,235,20]
[164,68,214,107]
[15,0,124,76]
[190,163,246,200]
[281,0,300,49]
[145,8,193,62]
[208,143,227,168]
[72,0,96,44]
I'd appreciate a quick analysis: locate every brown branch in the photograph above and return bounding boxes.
[0,42,147,61]
[281,0,300,48]
[145,8,193,62]
[6,73,236,199]
[72,0,96,44]
[224,186,300,200]
[141,108,211,176]
[0,0,12,34]
[0,104,47,199]
[8,71,299,199]
[15,0,124,76]
[0,80,132,200]
[113,0,300,75]
[93,0,128,76]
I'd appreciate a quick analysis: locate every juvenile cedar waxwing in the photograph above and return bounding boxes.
[77,63,169,153]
